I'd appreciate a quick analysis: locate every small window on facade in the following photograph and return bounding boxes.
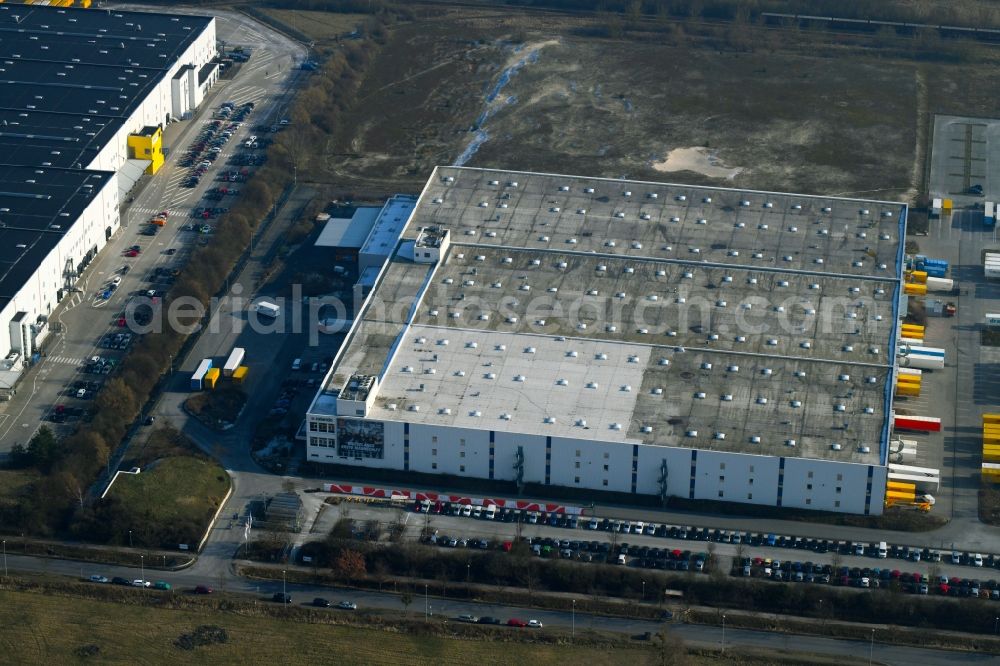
[575,461,580,469]
[718,490,724,498]
[836,473,843,481]
[806,484,812,490]
[834,500,841,508]
[432,436,438,443]
[749,465,754,473]
[805,498,812,505]
[431,449,437,456]
[460,465,465,472]
[719,475,725,482]
[432,463,438,470]
[602,480,609,487]
[460,451,465,458]
[604,453,610,459]
[603,465,609,472]
[460,438,466,446]
[808,471,814,479]
[575,477,580,483]
[576,450,581,457]
[747,493,752,500]
[720,462,726,470]
[835,486,842,493]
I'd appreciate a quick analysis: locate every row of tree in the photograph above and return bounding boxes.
[296,534,1000,635]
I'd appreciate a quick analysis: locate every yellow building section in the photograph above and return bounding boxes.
[904,282,927,295]
[983,447,1000,463]
[885,489,916,503]
[905,271,928,284]
[901,323,925,335]
[78,0,92,6]
[127,125,164,175]
[895,383,921,397]
[984,463,1000,482]
[204,367,220,390]
[232,366,249,384]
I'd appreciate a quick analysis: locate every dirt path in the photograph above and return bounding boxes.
[909,65,930,204]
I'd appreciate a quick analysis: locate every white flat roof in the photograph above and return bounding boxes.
[360,195,417,257]
[315,207,380,249]
[313,166,906,464]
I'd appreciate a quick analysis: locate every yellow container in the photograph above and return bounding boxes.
[901,324,925,334]
[204,367,220,389]
[983,425,1000,434]
[984,414,1000,425]
[943,198,954,210]
[885,489,917,502]
[887,482,917,494]
[904,283,928,295]
[906,271,928,284]
[984,448,1000,463]
[232,365,248,384]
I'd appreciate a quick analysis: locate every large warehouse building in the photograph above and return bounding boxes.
[0,5,216,388]
[306,166,908,515]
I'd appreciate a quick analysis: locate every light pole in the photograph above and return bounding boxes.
[994,616,999,635]
[128,530,133,549]
[641,579,646,602]
[721,613,726,654]
[424,584,429,620]
[572,599,576,640]
[2,540,6,578]
[282,569,287,599]
[140,555,144,587]
[868,628,874,666]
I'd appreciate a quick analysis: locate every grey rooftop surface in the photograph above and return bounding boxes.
[316,167,906,464]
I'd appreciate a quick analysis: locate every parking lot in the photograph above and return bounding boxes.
[0,13,305,452]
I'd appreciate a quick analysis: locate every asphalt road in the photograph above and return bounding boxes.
[0,551,992,666]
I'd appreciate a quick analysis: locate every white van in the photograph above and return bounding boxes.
[877,541,888,558]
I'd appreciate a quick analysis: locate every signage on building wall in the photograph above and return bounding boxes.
[336,418,384,459]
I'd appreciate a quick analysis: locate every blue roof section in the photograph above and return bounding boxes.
[0,163,115,299]
[0,4,213,169]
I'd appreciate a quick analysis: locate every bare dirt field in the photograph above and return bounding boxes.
[264,7,1000,202]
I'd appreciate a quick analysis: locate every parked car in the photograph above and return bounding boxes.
[478,616,502,625]
[312,598,331,607]
[88,575,109,583]
[506,618,528,628]
[194,585,213,594]
[527,619,544,628]
[153,581,171,590]
[111,577,130,586]
[456,614,479,623]
[272,593,292,604]
[132,579,152,588]
[336,601,357,610]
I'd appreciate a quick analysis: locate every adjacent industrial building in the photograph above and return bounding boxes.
[306,166,908,515]
[0,5,217,390]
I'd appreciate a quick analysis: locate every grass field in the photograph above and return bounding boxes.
[0,588,659,665]
[259,9,367,44]
[107,456,229,533]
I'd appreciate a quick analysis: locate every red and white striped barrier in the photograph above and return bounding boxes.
[321,483,584,515]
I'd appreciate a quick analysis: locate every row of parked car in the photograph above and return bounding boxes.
[416,499,999,570]
[734,557,1000,599]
